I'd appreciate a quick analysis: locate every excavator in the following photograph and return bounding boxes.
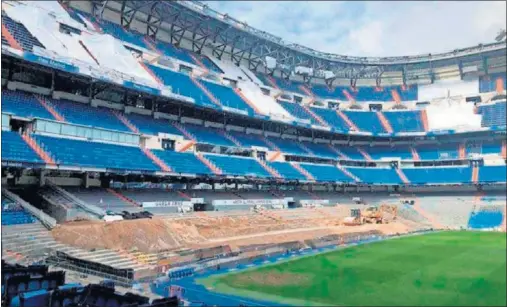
[343,205,398,226]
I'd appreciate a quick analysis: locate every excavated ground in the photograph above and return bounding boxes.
[52,207,424,254]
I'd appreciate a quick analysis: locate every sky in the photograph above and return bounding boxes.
[206,1,507,57]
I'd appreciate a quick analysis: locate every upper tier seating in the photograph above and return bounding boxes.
[125,114,182,136]
[185,124,235,147]
[467,207,504,229]
[146,64,218,110]
[309,84,418,102]
[278,101,317,124]
[2,15,44,51]
[1,198,36,225]
[154,41,223,74]
[403,166,473,184]
[255,73,306,96]
[205,154,271,178]
[479,165,507,183]
[49,98,130,132]
[343,111,386,134]
[347,167,402,184]
[303,143,340,159]
[477,101,507,128]
[300,163,353,182]
[267,161,307,180]
[2,34,10,47]
[310,107,350,131]
[1,131,43,164]
[479,72,506,93]
[152,150,212,175]
[2,90,54,120]
[33,135,159,171]
[98,19,149,50]
[382,111,425,133]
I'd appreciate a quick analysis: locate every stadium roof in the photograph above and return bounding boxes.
[85,0,507,81]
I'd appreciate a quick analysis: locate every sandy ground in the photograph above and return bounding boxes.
[52,207,419,255]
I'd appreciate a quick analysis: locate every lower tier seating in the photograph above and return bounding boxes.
[1,131,43,164]
[403,167,473,184]
[1,199,36,225]
[467,207,504,229]
[347,167,402,185]
[300,163,353,182]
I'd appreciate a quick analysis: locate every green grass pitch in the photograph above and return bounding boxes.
[198,231,506,306]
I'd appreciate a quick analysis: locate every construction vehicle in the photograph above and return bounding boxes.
[342,205,397,226]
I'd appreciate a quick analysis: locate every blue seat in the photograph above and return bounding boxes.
[200,79,254,115]
[126,114,182,136]
[2,90,54,120]
[468,209,503,229]
[479,165,506,183]
[33,135,158,171]
[205,154,271,178]
[1,131,43,164]
[477,101,507,128]
[49,98,130,132]
[184,124,235,147]
[346,167,402,185]
[343,111,386,134]
[300,163,353,183]
[267,161,307,180]
[2,15,44,51]
[403,167,472,184]
[310,107,350,131]
[479,72,506,93]
[383,111,424,133]
[152,150,212,175]
[278,101,316,124]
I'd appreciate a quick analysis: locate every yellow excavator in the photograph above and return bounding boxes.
[343,205,397,226]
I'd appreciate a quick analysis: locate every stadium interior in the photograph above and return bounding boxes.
[0,1,506,306]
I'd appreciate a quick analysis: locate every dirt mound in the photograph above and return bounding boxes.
[52,210,421,253]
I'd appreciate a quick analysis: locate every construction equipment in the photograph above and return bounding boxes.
[343,205,397,226]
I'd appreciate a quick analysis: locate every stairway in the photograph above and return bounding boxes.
[471,166,479,184]
[376,112,393,133]
[410,147,420,161]
[262,137,281,152]
[328,145,349,160]
[301,104,329,127]
[138,61,163,86]
[189,54,209,76]
[195,153,222,175]
[222,131,242,147]
[336,165,360,182]
[501,140,506,159]
[298,142,315,156]
[336,110,359,131]
[189,76,222,107]
[114,112,139,133]
[266,75,280,90]
[21,133,56,165]
[357,148,372,161]
[233,87,261,114]
[496,77,505,94]
[420,109,429,131]
[390,89,401,104]
[177,191,192,200]
[290,162,315,181]
[106,188,141,207]
[172,122,196,140]
[412,201,444,229]
[458,143,466,159]
[35,95,65,122]
[1,22,22,50]
[341,89,355,103]
[395,168,410,184]
[298,85,316,104]
[257,159,282,179]
[142,148,172,172]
